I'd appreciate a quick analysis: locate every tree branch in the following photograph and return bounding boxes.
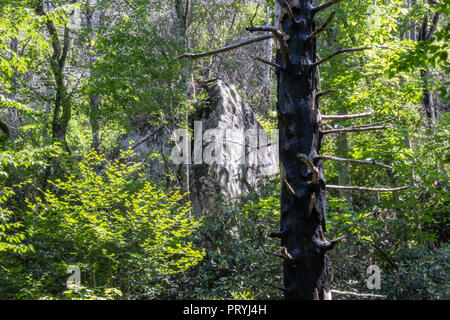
[327,185,409,192]
[314,236,346,251]
[283,0,295,22]
[246,25,289,62]
[312,0,345,15]
[321,112,374,120]
[298,153,319,184]
[322,125,388,135]
[251,55,282,69]
[175,34,274,59]
[331,289,387,299]
[353,118,397,128]
[266,282,286,292]
[307,11,335,41]
[59,25,71,69]
[320,155,393,170]
[317,90,337,98]
[263,250,284,259]
[313,47,371,66]
[281,247,293,261]
[284,178,296,196]
[427,13,440,39]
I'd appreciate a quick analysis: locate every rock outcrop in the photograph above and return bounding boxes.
[115,79,278,216]
[188,80,278,216]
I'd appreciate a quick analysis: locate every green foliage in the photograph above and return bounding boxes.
[1,149,204,299]
[0,0,448,300]
[87,5,186,129]
[175,178,282,300]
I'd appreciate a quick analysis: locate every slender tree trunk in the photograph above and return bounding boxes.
[272,0,332,300]
[174,0,192,207]
[417,13,440,127]
[90,96,100,151]
[36,2,72,152]
[336,110,352,203]
[84,1,103,151]
[260,1,274,113]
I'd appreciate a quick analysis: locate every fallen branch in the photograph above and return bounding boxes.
[175,34,273,60]
[320,155,392,170]
[331,289,387,299]
[327,185,409,192]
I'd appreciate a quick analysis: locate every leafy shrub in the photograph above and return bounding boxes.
[174,177,283,300]
[1,149,204,299]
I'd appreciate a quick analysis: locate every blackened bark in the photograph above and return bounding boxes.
[273,0,331,300]
[0,120,10,150]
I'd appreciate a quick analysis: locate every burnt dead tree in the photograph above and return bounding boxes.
[177,0,407,300]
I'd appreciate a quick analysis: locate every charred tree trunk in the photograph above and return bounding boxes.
[270,0,332,300]
[177,0,371,300]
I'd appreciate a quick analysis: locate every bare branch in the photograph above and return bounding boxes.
[327,185,409,192]
[266,282,286,292]
[322,125,389,135]
[353,117,397,128]
[284,178,296,196]
[246,25,289,62]
[59,25,71,69]
[251,55,282,69]
[264,250,284,259]
[175,34,274,60]
[427,13,440,39]
[283,0,295,21]
[427,0,442,5]
[307,11,335,41]
[331,289,387,299]
[321,112,374,120]
[298,153,319,184]
[314,236,346,251]
[313,47,371,67]
[317,90,337,98]
[320,155,393,170]
[312,0,345,15]
[281,247,293,261]
[249,2,260,27]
